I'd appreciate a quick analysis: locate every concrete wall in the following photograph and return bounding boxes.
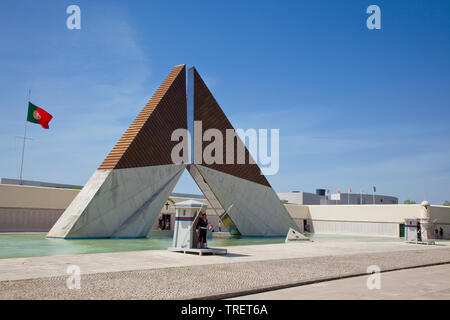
[279,192,398,205]
[278,192,307,204]
[286,204,401,237]
[428,206,450,239]
[321,194,398,205]
[0,208,63,232]
[305,204,428,223]
[0,184,78,209]
[308,220,400,237]
[0,184,78,232]
[303,192,321,205]
[429,206,450,222]
[285,204,450,238]
[1,178,82,189]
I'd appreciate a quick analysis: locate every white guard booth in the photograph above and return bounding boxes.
[405,217,420,243]
[168,200,227,256]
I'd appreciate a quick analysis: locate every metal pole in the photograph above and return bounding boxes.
[19,125,27,185]
[19,90,31,185]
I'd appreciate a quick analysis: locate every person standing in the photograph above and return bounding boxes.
[439,227,444,239]
[196,213,209,249]
[218,221,222,232]
[165,219,170,231]
[417,222,422,242]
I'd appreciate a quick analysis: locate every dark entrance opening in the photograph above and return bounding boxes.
[399,223,405,237]
[162,214,171,230]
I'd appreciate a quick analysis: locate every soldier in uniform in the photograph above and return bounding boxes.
[196,212,209,249]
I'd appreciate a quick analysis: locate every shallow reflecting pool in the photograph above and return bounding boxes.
[0,232,401,259]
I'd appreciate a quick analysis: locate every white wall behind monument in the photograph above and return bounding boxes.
[2,183,450,239]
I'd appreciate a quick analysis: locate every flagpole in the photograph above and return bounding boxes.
[19,89,31,185]
[19,124,27,185]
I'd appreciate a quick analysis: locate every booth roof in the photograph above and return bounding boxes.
[174,199,208,209]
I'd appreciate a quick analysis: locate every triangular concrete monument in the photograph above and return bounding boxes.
[48,65,297,238]
[285,228,309,242]
[48,65,187,238]
[187,68,297,236]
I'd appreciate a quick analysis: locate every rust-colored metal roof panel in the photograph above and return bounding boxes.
[99,65,187,170]
[192,68,271,188]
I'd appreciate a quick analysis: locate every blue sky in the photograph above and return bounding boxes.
[0,0,449,204]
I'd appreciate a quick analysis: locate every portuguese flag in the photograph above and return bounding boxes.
[27,102,53,129]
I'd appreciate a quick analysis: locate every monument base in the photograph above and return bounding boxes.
[168,247,227,256]
[405,240,436,245]
[212,232,231,239]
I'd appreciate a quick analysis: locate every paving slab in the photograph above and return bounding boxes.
[231,264,450,300]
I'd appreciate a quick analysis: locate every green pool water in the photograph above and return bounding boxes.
[0,232,401,259]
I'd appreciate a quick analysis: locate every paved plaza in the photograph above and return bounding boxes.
[0,241,449,299]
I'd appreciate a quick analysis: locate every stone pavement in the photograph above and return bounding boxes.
[231,264,450,300]
[0,241,447,281]
[0,241,449,299]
